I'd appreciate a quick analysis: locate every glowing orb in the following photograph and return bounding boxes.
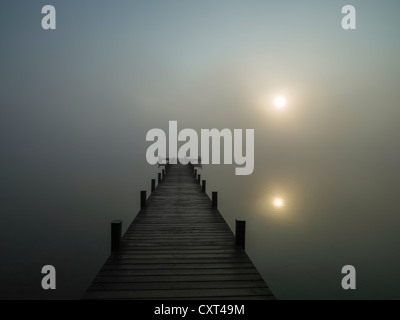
[273,197,284,208]
[274,96,287,109]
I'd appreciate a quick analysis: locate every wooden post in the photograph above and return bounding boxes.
[212,192,218,208]
[194,169,197,179]
[162,169,165,179]
[202,180,206,193]
[158,172,162,184]
[111,220,122,252]
[141,190,147,209]
[151,179,156,192]
[235,220,246,249]
[197,174,201,184]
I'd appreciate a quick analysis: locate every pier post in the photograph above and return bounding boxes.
[111,220,122,252]
[202,180,206,193]
[235,220,246,249]
[194,169,197,179]
[162,169,165,179]
[158,172,162,184]
[141,190,147,209]
[197,174,201,184]
[151,179,156,192]
[212,192,218,208]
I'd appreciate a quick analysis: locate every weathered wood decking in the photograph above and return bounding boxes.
[83,164,274,300]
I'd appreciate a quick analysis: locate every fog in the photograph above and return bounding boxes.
[1,0,400,299]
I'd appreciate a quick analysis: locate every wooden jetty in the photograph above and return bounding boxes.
[83,163,274,300]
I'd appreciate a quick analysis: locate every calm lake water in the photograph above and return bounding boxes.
[2,155,400,299]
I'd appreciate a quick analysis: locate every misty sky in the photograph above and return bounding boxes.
[1,0,400,299]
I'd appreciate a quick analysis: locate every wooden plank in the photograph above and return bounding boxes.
[165,296,276,301]
[105,258,251,263]
[114,249,241,254]
[102,262,254,269]
[122,237,235,241]
[106,253,247,259]
[84,287,273,300]
[93,274,263,283]
[121,242,237,246]
[121,241,236,246]
[118,246,237,250]
[88,280,268,291]
[96,268,260,276]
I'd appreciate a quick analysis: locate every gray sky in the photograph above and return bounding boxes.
[1,0,400,299]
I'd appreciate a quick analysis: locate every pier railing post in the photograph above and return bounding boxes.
[141,190,147,209]
[212,192,218,208]
[202,180,206,193]
[111,220,122,252]
[235,220,246,249]
[158,172,162,184]
[151,179,156,192]
[162,169,165,179]
[197,174,201,184]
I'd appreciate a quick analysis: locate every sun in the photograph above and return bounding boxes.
[274,96,286,109]
[273,197,284,208]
